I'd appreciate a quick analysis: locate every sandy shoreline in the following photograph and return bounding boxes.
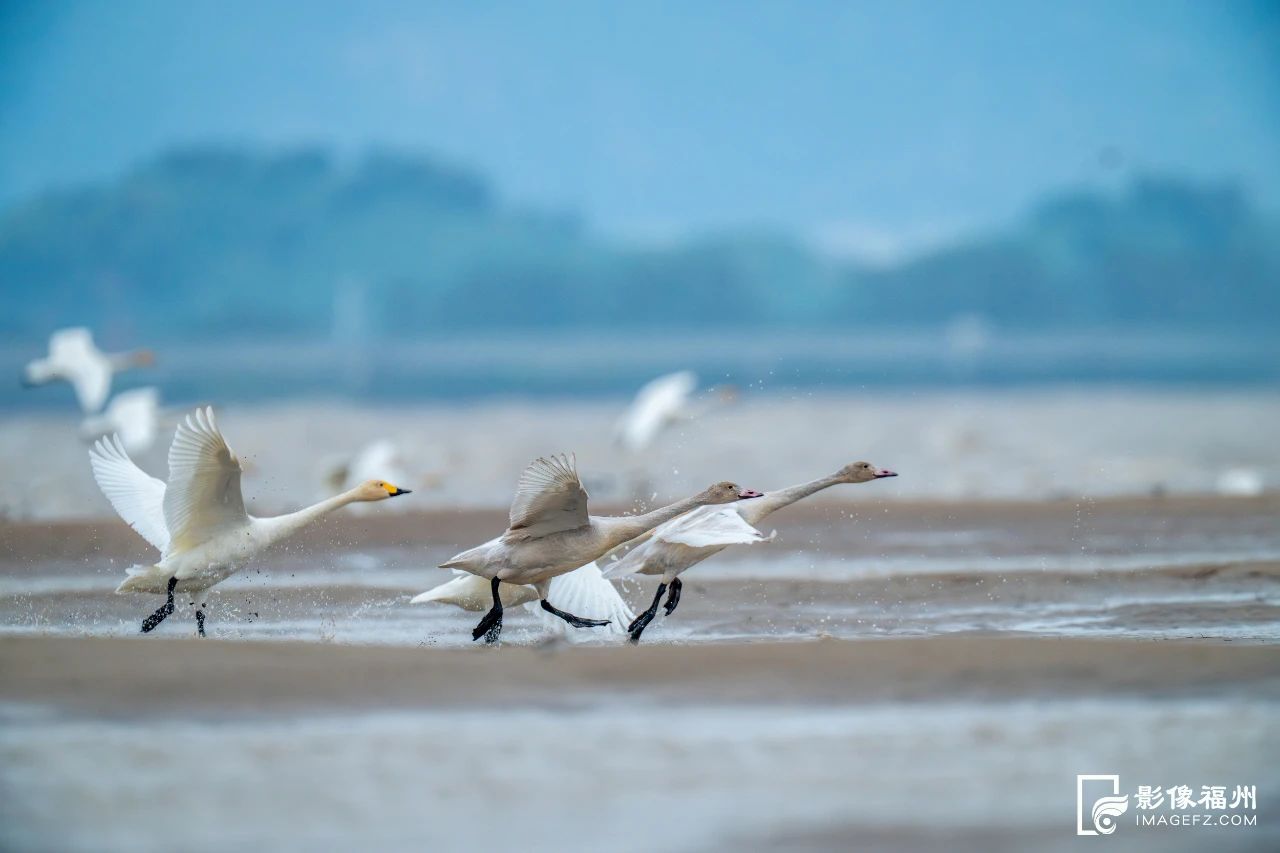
[4,635,1278,716]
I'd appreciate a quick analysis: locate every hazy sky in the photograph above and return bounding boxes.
[1,0,1277,259]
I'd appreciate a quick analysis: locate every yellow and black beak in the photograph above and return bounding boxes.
[384,484,412,497]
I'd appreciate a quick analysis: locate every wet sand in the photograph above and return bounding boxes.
[3,635,1278,853]
[3,495,1279,851]
[4,634,1279,713]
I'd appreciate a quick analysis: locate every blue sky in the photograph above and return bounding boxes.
[1,0,1277,259]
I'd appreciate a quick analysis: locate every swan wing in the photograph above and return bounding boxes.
[50,327,110,412]
[162,407,248,553]
[656,504,769,548]
[600,506,766,579]
[507,454,589,537]
[410,573,539,610]
[108,386,160,454]
[88,435,169,553]
[533,561,634,635]
[615,370,697,451]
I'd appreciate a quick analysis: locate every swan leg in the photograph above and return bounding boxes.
[195,605,207,638]
[471,577,504,643]
[539,599,610,629]
[140,577,177,634]
[663,578,683,616]
[627,582,667,644]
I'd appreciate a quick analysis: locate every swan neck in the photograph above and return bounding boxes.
[604,494,706,548]
[740,474,843,524]
[260,491,358,543]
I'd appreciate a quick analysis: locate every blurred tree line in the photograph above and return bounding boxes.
[1,146,1276,339]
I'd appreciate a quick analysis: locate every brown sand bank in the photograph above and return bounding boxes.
[3,635,1278,717]
[3,492,1277,566]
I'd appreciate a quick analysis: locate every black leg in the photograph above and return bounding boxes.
[663,577,683,616]
[539,599,610,629]
[627,582,667,644]
[140,577,177,634]
[195,605,207,637]
[471,577,504,644]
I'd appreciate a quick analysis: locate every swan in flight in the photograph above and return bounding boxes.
[604,461,897,642]
[613,370,698,453]
[89,407,410,636]
[23,327,154,413]
[410,561,634,638]
[431,453,762,643]
[80,386,162,454]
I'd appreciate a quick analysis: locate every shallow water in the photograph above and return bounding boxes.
[3,698,1276,853]
[3,504,1278,646]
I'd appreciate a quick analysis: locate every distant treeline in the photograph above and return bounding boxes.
[1,146,1277,339]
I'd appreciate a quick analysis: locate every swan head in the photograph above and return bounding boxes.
[699,481,764,504]
[352,479,412,501]
[839,461,897,483]
[131,349,157,367]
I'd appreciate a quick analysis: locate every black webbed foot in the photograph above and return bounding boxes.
[471,578,504,643]
[628,582,668,644]
[195,607,207,637]
[140,577,178,634]
[540,599,609,629]
[663,577,683,616]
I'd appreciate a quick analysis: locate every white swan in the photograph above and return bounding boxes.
[410,562,635,638]
[430,453,762,643]
[89,406,411,636]
[80,386,161,454]
[604,461,897,641]
[613,370,698,453]
[23,327,154,413]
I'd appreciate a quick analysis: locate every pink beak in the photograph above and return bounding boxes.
[874,469,898,478]
[738,488,765,499]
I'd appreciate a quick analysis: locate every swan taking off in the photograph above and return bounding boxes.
[430,453,762,643]
[80,386,161,454]
[613,370,698,453]
[89,407,410,636]
[23,327,154,413]
[410,562,634,638]
[604,461,897,642]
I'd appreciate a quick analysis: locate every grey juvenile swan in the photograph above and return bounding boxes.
[435,454,762,643]
[604,460,897,642]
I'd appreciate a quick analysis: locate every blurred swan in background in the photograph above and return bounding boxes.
[429,453,763,643]
[605,461,897,642]
[320,438,429,512]
[614,370,699,453]
[79,386,161,454]
[410,561,634,638]
[22,327,155,413]
[89,407,411,636]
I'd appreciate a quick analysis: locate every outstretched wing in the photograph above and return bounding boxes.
[162,407,248,553]
[410,572,539,611]
[507,454,590,537]
[50,328,110,413]
[601,505,769,578]
[88,435,169,553]
[532,562,634,637]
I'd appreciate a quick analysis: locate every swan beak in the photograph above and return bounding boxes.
[738,489,765,499]
[874,469,898,478]
[390,487,412,497]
